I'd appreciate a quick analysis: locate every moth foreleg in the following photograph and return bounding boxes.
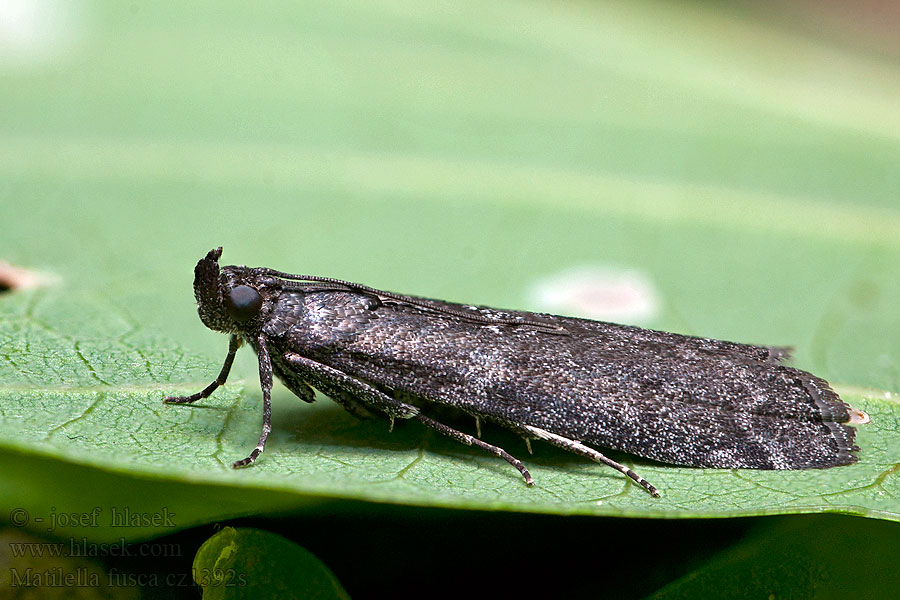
[523,425,660,497]
[282,353,418,420]
[164,334,241,405]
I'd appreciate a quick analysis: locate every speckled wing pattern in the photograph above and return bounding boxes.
[263,287,860,471]
[165,248,867,497]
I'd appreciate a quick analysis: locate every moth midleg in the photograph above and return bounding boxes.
[282,353,535,483]
[522,425,660,497]
[232,334,274,469]
[282,352,418,420]
[414,414,534,486]
[164,334,241,405]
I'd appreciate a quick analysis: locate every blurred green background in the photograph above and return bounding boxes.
[2,0,900,597]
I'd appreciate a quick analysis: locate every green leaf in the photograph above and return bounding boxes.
[646,515,900,599]
[2,0,900,544]
[193,527,349,600]
[1,378,897,543]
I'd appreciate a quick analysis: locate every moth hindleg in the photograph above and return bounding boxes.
[282,352,418,420]
[276,364,376,420]
[523,425,660,497]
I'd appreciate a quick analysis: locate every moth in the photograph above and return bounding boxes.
[165,248,869,497]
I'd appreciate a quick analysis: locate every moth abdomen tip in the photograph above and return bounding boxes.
[848,407,870,425]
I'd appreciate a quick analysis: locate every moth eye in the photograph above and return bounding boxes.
[225,285,262,323]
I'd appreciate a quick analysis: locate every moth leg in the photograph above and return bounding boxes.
[414,414,534,485]
[330,390,378,420]
[282,353,418,420]
[281,365,376,420]
[281,353,532,484]
[275,367,315,403]
[523,425,660,498]
[233,334,274,468]
[277,364,376,420]
[164,335,241,404]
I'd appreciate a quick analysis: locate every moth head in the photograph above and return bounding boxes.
[193,247,265,333]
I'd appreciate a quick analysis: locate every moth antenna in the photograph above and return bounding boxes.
[261,269,566,334]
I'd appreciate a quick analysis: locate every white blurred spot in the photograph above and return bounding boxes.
[0,0,83,69]
[528,265,660,324]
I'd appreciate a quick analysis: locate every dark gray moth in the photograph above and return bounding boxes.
[165,247,869,497]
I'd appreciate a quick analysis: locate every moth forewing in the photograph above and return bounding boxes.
[165,247,869,497]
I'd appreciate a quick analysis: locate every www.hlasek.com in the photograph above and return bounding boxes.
[9,537,182,559]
